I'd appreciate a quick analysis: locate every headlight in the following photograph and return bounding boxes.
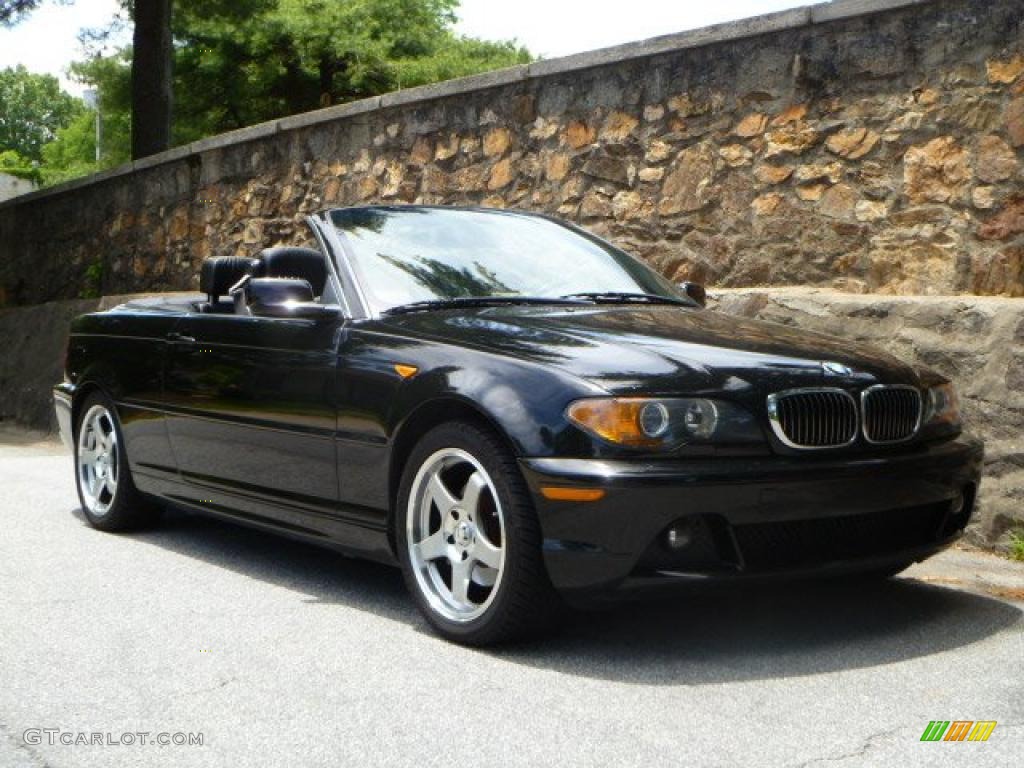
[566,397,761,449]
[922,382,961,433]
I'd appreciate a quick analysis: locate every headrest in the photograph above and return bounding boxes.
[200,257,260,299]
[257,247,328,297]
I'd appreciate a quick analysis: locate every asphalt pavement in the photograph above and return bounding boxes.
[1,431,1021,768]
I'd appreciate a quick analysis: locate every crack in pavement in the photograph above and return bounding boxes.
[791,719,1024,767]
[788,727,901,768]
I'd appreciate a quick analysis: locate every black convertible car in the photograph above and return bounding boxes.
[55,205,982,644]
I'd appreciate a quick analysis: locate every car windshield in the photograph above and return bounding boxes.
[329,207,687,313]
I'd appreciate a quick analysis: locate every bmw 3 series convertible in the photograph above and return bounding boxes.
[55,205,983,644]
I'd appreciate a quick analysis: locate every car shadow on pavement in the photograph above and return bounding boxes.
[71,505,414,623]
[499,580,1022,684]
[74,506,1023,685]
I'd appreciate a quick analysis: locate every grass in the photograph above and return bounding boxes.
[1009,529,1024,562]
[79,259,103,299]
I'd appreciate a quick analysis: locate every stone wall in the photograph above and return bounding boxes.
[713,287,1024,551]
[0,295,144,429]
[1,0,1023,305]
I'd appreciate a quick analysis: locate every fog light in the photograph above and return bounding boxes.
[666,524,693,550]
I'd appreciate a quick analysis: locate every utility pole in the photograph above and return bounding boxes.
[82,89,101,163]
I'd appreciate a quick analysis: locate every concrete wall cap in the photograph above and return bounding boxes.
[379,66,529,109]
[811,0,925,24]
[277,96,383,132]
[188,120,282,154]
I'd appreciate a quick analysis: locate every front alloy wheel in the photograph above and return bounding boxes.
[406,448,506,622]
[397,421,559,645]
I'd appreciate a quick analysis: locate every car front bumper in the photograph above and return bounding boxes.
[521,436,984,602]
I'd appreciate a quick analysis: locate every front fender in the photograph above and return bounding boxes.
[386,344,605,457]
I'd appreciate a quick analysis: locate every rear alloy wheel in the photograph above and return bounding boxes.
[77,403,120,518]
[397,421,559,645]
[74,392,160,531]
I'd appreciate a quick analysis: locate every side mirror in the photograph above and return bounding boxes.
[254,301,341,321]
[232,277,340,321]
[678,281,707,307]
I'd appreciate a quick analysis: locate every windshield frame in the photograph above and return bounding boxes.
[314,205,693,320]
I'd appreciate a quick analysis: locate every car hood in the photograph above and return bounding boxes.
[381,304,920,396]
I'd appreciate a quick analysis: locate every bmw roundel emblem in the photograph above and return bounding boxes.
[822,361,853,376]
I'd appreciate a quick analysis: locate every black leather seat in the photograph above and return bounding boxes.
[198,256,260,312]
[257,247,328,297]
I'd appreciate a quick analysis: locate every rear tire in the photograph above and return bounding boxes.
[396,420,560,645]
[74,391,160,532]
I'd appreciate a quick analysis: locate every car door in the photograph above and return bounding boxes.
[162,310,343,534]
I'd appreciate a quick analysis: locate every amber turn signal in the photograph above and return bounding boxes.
[565,398,661,447]
[394,364,419,379]
[539,486,606,502]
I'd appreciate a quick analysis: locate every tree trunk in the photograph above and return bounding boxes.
[318,55,334,108]
[131,0,173,159]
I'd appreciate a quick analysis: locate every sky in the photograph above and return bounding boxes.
[0,0,816,98]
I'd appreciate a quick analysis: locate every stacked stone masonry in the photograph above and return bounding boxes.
[1,0,1023,304]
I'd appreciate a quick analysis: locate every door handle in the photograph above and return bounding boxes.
[166,331,196,344]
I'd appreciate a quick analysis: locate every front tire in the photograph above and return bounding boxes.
[396,420,559,645]
[74,392,160,531]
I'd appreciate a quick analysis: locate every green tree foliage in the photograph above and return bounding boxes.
[0,148,40,182]
[0,65,84,161]
[70,53,133,166]
[14,54,135,186]
[73,0,531,150]
[0,0,44,25]
[389,35,531,88]
[0,0,75,26]
[39,109,98,184]
[15,0,530,185]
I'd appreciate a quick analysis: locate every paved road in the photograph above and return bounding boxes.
[1,434,1021,768]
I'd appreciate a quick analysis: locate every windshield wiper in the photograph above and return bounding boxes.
[383,296,588,315]
[559,291,695,307]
